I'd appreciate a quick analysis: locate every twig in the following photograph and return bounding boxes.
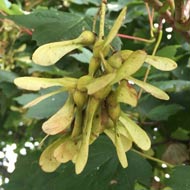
[144,0,190,41]
[132,148,174,168]
[117,34,155,43]
[174,0,185,23]
[99,0,107,40]
[138,21,163,99]
[145,2,154,38]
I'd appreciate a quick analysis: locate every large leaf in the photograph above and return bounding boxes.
[15,90,68,119]
[4,136,153,190]
[165,166,190,190]
[0,70,18,83]
[8,10,93,45]
[156,45,180,59]
[147,104,184,121]
[152,80,190,93]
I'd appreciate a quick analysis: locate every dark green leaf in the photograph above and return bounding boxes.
[147,104,184,121]
[156,45,180,59]
[165,166,190,190]
[0,70,18,83]
[15,90,67,119]
[4,136,152,190]
[152,80,190,93]
[8,10,93,45]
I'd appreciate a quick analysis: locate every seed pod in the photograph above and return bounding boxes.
[73,90,88,108]
[42,94,75,135]
[78,30,96,45]
[32,30,95,66]
[86,73,115,95]
[119,50,177,71]
[126,76,169,100]
[39,137,67,172]
[112,50,147,84]
[103,7,127,48]
[88,56,100,76]
[14,77,77,91]
[104,127,132,153]
[107,52,123,69]
[77,75,93,92]
[54,137,79,163]
[75,97,100,174]
[93,40,110,58]
[145,55,177,71]
[71,107,83,138]
[90,106,102,144]
[116,80,138,107]
[106,91,121,122]
[119,112,151,151]
[115,129,128,168]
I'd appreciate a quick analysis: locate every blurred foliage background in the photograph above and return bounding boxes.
[0,0,190,190]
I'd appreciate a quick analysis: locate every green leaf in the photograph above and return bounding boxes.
[166,110,190,131]
[70,48,93,63]
[8,10,93,45]
[165,166,190,190]
[147,104,184,121]
[4,136,152,190]
[156,45,180,59]
[0,70,18,83]
[14,90,68,119]
[152,80,190,93]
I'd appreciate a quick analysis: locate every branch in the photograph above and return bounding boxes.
[144,0,190,42]
[174,0,185,23]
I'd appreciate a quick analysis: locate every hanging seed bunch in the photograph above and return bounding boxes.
[14,6,177,174]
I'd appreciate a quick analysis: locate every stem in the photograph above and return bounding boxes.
[39,135,49,148]
[145,2,154,38]
[138,25,163,99]
[174,0,185,23]
[99,0,107,40]
[92,9,100,33]
[132,148,174,168]
[144,0,190,41]
[117,34,155,43]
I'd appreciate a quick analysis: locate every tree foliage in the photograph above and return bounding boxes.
[0,0,190,190]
